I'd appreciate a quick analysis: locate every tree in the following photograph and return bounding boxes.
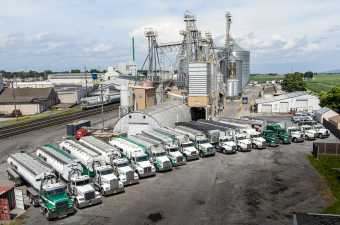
[282,72,306,92]
[304,71,314,79]
[71,69,81,73]
[320,87,340,113]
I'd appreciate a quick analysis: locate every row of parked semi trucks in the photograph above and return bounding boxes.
[6,119,330,220]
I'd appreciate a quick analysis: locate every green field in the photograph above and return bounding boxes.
[309,155,340,213]
[250,74,340,94]
[249,74,284,82]
[305,74,340,94]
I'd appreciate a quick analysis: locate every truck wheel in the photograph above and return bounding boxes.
[199,152,204,158]
[44,209,52,221]
[318,133,322,139]
[252,143,256,149]
[293,138,296,143]
[237,146,241,151]
[75,200,80,208]
[100,188,105,196]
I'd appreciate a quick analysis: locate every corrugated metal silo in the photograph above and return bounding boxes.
[232,41,250,89]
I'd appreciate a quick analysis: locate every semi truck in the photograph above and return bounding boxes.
[36,144,102,208]
[176,122,220,146]
[174,126,216,157]
[195,120,237,154]
[265,124,291,144]
[7,152,75,220]
[79,136,121,164]
[313,124,330,139]
[261,130,279,147]
[59,140,125,194]
[286,126,304,143]
[109,137,156,178]
[198,120,251,151]
[128,135,173,172]
[240,128,266,149]
[300,125,318,140]
[142,129,186,166]
[153,127,200,161]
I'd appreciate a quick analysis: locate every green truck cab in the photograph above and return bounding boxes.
[265,124,291,144]
[262,130,279,147]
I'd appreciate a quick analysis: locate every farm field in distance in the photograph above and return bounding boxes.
[250,73,340,94]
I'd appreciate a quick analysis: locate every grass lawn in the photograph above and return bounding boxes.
[308,155,340,213]
[0,106,82,128]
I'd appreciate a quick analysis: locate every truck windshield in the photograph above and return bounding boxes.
[100,168,113,175]
[154,152,166,157]
[46,187,65,196]
[169,147,178,152]
[75,179,90,186]
[289,128,299,132]
[237,136,245,140]
[136,156,148,162]
[117,162,129,167]
[250,134,260,138]
[304,127,311,130]
[197,139,208,144]
[181,143,193,148]
[314,125,323,129]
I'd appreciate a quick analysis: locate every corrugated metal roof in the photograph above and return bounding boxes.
[256,91,309,104]
[0,87,53,103]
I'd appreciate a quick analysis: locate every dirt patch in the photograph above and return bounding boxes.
[270,176,288,195]
[147,212,163,223]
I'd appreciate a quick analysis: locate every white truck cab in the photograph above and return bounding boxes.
[217,135,237,154]
[93,165,124,196]
[300,125,317,140]
[286,126,304,143]
[195,136,216,157]
[241,129,266,149]
[180,141,200,161]
[131,151,156,178]
[235,133,252,151]
[111,158,139,186]
[164,144,186,166]
[69,175,102,208]
[313,124,330,138]
[149,148,173,172]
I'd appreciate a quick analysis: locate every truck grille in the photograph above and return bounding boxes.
[84,191,95,200]
[191,151,197,156]
[56,201,68,210]
[163,161,171,169]
[144,167,151,174]
[126,171,134,180]
[176,156,183,162]
[110,180,119,189]
[232,146,237,151]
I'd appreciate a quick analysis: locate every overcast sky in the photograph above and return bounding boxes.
[0,0,339,73]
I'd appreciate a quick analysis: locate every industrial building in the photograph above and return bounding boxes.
[54,85,89,105]
[0,88,59,115]
[0,74,4,93]
[48,73,103,86]
[255,91,320,113]
[13,81,54,89]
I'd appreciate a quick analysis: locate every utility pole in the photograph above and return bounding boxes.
[100,81,104,132]
[12,73,18,121]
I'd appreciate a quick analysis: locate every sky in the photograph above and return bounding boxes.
[0,0,340,73]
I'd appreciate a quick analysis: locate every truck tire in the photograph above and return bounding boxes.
[75,199,80,208]
[318,133,322,139]
[252,143,256,149]
[292,137,297,143]
[199,152,204,158]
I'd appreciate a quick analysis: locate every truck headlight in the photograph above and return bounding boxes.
[78,197,85,201]
[151,166,156,172]
[119,182,124,188]
[95,191,100,197]
[134,173,139,179]
[138,169,143,174]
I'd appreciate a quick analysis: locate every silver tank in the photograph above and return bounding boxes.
[226,79,239,97]
[232,42,250,89]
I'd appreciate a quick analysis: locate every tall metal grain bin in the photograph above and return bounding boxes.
[187,63,211,107]
[232,42,250,89]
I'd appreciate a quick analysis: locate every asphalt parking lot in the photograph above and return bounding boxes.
[5,133,337,225]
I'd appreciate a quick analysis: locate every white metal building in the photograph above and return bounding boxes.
[256,91,320,113]
[48,73,103,86]
[13,81,54,88]
[0,74,4,93]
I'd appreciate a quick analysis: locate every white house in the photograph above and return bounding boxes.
[256,91,320,113]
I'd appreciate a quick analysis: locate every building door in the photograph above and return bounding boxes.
[261,104,272,113]
[279,102,289,113]
[14,188,24,210]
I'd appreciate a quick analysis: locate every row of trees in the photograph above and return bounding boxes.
[281,72,306,92]
[0,69,106,80]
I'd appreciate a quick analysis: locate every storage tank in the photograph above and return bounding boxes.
[232,41,250,89]
[226,59,240,97]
